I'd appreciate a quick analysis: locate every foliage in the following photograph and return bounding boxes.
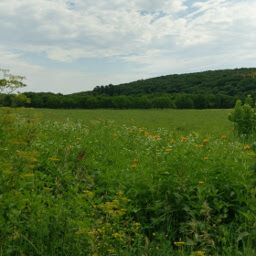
[228,95,256,137]
[2,68,255,109]
[0,69,26,94]
[1,108,256,255]
[0,69,30,107]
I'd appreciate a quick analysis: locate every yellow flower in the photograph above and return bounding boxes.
[200,144,204,148]
[113,134,117,137]
[153,135,160,139]
[131,164,137,168]
[133,159,139,162]
[169,135,172,137]
[83,190,94,197]
[221,135,226,139]
[191,251,206,256]
[204,157,208,160]
[165,149,171,152]
[170,140,175,144]
[174,241,186,246]
[77,137,81,140]
[203,139,208,143]
[199,181,204,184]
[244,145,250,149]
[48,158,60,161]
[44,187,52,190]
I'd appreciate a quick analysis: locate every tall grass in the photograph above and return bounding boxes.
[1,108,256,255]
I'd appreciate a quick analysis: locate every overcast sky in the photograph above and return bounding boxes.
[0,0,255,94]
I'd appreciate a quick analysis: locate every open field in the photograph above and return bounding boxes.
[1,108,256,255]
[39,108,233,137]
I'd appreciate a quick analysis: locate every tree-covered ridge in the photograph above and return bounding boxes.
[1,68,256,109]
[92,68,256,96]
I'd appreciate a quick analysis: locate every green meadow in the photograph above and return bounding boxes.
[1,108,256,256]
[39,108,232,136]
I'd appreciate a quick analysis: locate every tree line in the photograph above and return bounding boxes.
[1,68,256,109]
[0,92,241,109]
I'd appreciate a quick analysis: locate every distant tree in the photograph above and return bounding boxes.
[175,95,194,109]
[112,95,131,109]
[151,97,174,109]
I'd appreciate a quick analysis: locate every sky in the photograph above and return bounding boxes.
[0,0,256,94]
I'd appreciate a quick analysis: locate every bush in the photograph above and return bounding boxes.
[228,95,256,137]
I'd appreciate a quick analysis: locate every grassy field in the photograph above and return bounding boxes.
[1,108,256,256]
[39,108,233,136]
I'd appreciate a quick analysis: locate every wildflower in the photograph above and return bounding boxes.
[131,118,134,121]
[156,246,160,250]
[203,139,208,143]
[98,118,101,120]
[48,112,51,114]
[44,187,52,190]
[191,251,206,256]
[77,138,81,140]
[113,134,117,137]
[153,135,160,139]
[3,170,13,174]
[108,249,115,253]
[133,159,139,162]
[244,145,250,149]
[131,164,137,168]
[48,158,60,161]
[174,241,186,246]
[200,144,204,148]
[165,148,171,152]
[221,135,226,139]
[204,157,208,160]
[153,233,156,236]
[181,137,187,142]
[169,135,172,137]
[83,190,94,197]
[199,181,204,184]
[209,150,211,152]
[170,140,175,144]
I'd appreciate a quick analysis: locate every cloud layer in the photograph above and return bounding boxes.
[0,0,255,93]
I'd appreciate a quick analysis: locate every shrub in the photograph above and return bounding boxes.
[228,95,256,137]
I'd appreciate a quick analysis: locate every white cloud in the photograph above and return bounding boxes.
[0,0,256,93]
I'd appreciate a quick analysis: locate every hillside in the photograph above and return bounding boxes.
[91,68,256,96]
[3,68,256,109]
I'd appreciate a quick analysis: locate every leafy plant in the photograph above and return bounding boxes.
[228,95,256,137]
[0,69,30,106]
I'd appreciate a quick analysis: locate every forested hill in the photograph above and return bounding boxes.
[91,68,256,96]
[2,68,256,109]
